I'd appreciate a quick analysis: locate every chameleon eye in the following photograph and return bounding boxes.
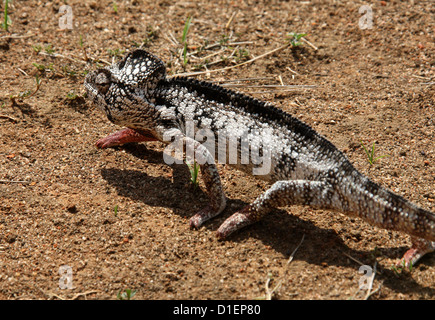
[95,70,112,95]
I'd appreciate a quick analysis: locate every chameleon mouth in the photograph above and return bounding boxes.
[84,71,99,100]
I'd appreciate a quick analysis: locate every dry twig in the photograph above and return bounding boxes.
[175,43,290,77]
[0,33,34,39]
[220,84,316,89]
[0,179,30,184]
[225,11,238,30]
[38,51,110,66]
[264,234,305,300]
[301,37,318,51]
[0,114,18,122]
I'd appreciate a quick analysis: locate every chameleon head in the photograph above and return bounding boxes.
[84,68,122,123]
[84,49,167,127]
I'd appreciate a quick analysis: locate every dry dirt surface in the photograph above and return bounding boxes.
[0,0,434,300]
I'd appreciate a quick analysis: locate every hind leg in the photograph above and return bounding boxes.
[216,180,332,239]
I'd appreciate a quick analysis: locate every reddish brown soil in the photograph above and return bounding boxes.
[0,0,433,300]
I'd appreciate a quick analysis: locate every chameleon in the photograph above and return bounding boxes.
[84,49,434,268]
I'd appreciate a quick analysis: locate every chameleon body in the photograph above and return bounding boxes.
[84,49,435,267]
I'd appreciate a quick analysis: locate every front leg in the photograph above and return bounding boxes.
[96,127,158,149]
[181,136,227,228]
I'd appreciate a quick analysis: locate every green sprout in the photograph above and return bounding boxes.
[44,44,55,54]
[219,34,230,45]
[181,16,192,66]
[287,32,307,47]
[112,2,118,14]
[1,0,11,32]
[114,205,119,217]
[32,62,54,72]
[10,74,42,104]
[235,48,250,63]
[32,45,43,53]
[186,161,200,190]
[79,35,89,62]
[66,90,78,100]
[360,140,389,165]
[117,288,136,300]
[142,25,157,46]
[62,65,77,77]
[391,258,413,275]
[131,26,157,48]
[107,48,125,58]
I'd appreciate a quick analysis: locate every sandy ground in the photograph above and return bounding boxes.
[0,0,433,299]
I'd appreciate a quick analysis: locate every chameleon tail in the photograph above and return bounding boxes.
[340,171,435,242]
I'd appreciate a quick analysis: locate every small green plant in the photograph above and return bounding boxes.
[32,62,54,72]
[32,44,54,54]
[62,65,77,77]
[391,259,413,275]
[17,89,32,98]
[186,161,200,190]
[10,74,42,104]
[390,264,401,276]
[44,44,55,54]
[131,26,157,48]
[360,140,389,165]
[193,63,206,71]
[32,45,43,53]
[219,34,230,45]
[408,260,413,272]
[143,25,157,46]
[114,205,119,217]
[1,0,11,32]
[287,32,307,47]
[107,48,125,58]
[235,48,250,63]
[32,63,45,71]
[117,288,136,300]
[112,2,118,14]
[78,35,89,62]
[181,16,192,66]
[66,90,78,100]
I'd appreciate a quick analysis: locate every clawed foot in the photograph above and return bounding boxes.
[189,205,214,229]
[216,211,253,240]
[189,203,255,240]
[216,205,260,240]
[189,197,227,229]
[396,238,435,269]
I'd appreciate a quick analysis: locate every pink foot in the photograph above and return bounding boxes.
[189,203,227,229]
[96,128,157,149]
[397,238,435,269]
[216,206,257,240]
[189,206,214,229]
